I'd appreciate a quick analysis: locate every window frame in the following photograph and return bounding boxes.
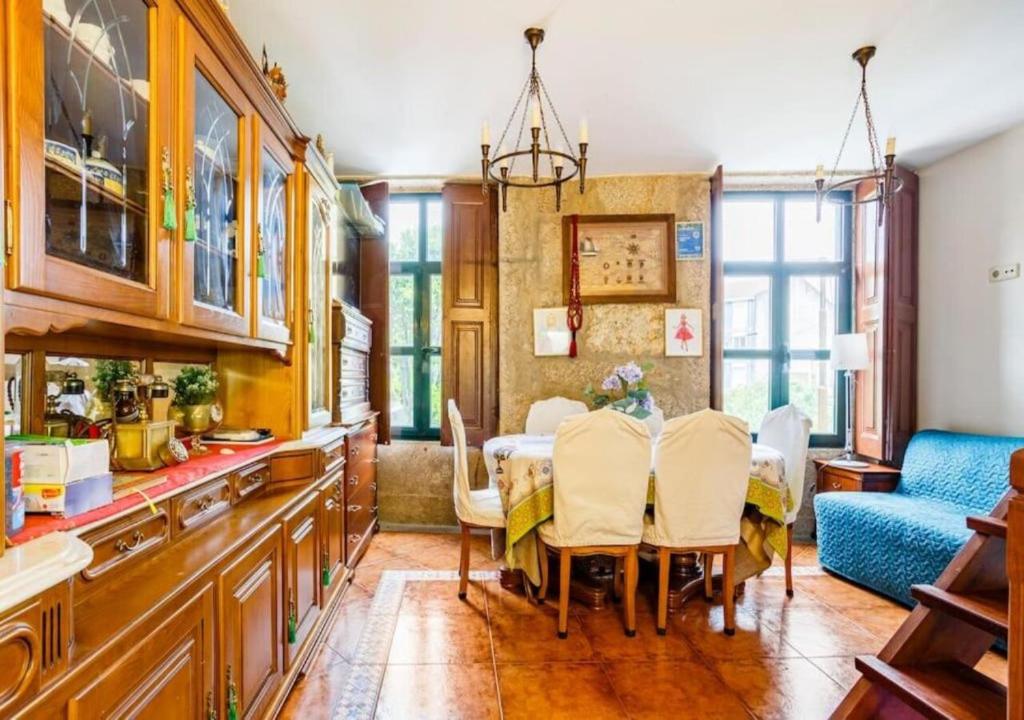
[722,190,853,447]
[388,193,442,440]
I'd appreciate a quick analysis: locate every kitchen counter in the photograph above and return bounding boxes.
[0,532,92,614]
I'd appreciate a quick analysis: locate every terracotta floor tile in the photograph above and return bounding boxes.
[713,656,847,720]
[353,556,428,594]
[976,651,1009,685]
[604,660,751,719]
[374,663,501,720]
[323,589,374,662]
[277,644,352,720]
[490,611,597,663]
[399,579,489,618]
[843,605,911,640]
[794,574,899,609]
[577,608,698,662]
[808,656,865,691]
[497,663,626,720]
[735,577,821,615]
[676,603,800,660]
[387,612,493,664]
[770,606,884,658]
[482,580,555,615]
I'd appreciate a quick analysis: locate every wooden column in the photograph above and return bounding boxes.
[1009,450,1024,719]
[359,181,391,443]
[709,165,724,410]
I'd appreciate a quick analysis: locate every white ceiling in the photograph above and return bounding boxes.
[230,0,1024,177]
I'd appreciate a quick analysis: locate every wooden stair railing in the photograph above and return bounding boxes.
[830,448,1023,720]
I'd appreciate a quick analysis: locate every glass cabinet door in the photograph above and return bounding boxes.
[307,186,332,428]
[10,0,167,317]
[181,31,250,336]
[254,133,292,343]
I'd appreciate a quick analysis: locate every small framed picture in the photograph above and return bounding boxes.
[665,308,703,357]
[675,221,705,260]
[533,307,572,356]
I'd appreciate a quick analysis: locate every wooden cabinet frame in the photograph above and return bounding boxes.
[301,150,335,432]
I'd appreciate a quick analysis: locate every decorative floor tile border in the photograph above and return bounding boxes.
[331,569,499,720]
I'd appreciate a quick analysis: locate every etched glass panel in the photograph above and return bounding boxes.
[43,0,150,281]
[193,70,240,311]
[308,197,329,417]
[260,150,287,323]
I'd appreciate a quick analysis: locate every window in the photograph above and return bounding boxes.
[389,194,443,439]
[722,192,852,445]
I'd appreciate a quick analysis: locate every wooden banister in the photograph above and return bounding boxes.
[1008,449,1024,719]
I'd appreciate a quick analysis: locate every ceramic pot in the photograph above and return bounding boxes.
[179,404,213,433]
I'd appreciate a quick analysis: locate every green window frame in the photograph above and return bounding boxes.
[722,191,853,447]
[389,193,443,440]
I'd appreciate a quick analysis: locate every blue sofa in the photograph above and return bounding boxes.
[815,430,1024,606]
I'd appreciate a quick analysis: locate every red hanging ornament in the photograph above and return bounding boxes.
[567,214,583,358]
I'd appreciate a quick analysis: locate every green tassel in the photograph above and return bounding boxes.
[322,564,331,587]
[227,701,237,720]
[184,204,197,242]
[162,187,177,230]
[257,251,266,278]
[287,610,297,643]
[308,321,316,345]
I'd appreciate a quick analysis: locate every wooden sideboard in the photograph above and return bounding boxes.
[0,426,378,719]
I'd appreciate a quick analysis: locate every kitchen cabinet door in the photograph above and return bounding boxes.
[252,118,294,343]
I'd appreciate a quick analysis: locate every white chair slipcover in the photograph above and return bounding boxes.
[643,405,665,438]
[524,396,589,436]
[757,404,812,524]
[449,399,504,528]
[644,409,752,548]
[537,407,651,548]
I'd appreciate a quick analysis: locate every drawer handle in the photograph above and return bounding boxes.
[194,494,216,511]
[371,505,379,514]
[831,481,841,490]
[349,475,359,486]
[348,533,361,543]
[348,504,363,513]
[115,530,145,553]
[247,473,264,486]
[351,446,360,456]
[369,481,377,492]
[369,458,380,465]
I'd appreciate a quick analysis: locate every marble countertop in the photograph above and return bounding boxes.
[0,532,93,614]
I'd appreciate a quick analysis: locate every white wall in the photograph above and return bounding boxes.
[918,123,1024,436]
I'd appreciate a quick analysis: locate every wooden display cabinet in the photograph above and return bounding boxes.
[303,147,336,431]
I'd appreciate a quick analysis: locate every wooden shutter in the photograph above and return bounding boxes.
[359,181,391,443]
[854,167,918,465]
[709,165,724,410]
[440,184,499,446]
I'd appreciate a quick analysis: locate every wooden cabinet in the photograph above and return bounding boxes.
[0,603,42,716]
[218,525,283,720]
[345,417,379,567]
[320,470,346,601]
[335,303,373,424]
[172,476,232,537]
[814,459,901,494]
[304,148,335,431]
[282,490,320,667]
[67,585,214,719]
[76,500,171,600]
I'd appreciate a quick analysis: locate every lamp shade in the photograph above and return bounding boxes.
[831,333,869,370]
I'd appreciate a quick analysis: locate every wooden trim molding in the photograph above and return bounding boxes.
[709,165,724,410]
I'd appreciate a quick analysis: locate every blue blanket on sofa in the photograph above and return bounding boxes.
[814,430,1024,605]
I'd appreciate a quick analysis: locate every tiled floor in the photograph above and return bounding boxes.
[279,531,1008,719]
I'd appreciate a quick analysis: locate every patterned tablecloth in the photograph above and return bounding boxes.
[483,435,792,586]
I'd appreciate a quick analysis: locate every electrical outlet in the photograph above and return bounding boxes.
[989,263,1020,283]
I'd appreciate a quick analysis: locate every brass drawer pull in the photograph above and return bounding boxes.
[371,505,379,514]
[369,458,380,465]
[347,504,363,513]
[247,473,264,485]
[349,475,359,486]
[369,481,377,492]
[194,494,216,511]
[348,533,361,543]
[831,481,841,490]
[351,446,360,456]
[115,530,145,553]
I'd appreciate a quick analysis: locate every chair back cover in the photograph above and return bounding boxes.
[651,409,752,547]
[758,404,812,522]
[448,399,474,523]
[525,396,589,435]
[551,407,651,546]
[644,405,665,438]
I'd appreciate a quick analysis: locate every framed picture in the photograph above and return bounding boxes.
[562,214,677,304]
[665,308,703,357]
[675,221,705,260]
[533,307,572,356]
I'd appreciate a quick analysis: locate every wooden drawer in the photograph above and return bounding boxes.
[232,462,269,503]
[339,379,369,407]
[345,500,376,563]
[172,477,232,536]
[347,423,378,463]
[340,313,371,353]
[78,502,171,587]
[345,457,376,500]
[322,439,346,476]
[271,451,319,483]
[817,473,861,493]
[339,347,368,378]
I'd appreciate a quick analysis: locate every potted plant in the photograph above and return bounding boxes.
[584,361,656,419]
[88,359,138,421]
[169,365,220,433]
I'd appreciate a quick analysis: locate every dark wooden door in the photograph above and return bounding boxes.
[440,183,499,446]
[283,490,321,666]
[359,181,391,442]
[218,526,283,720]
[320,471,346,600]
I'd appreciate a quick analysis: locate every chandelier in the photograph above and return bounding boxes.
[815,46,902,226]
[480,28,587,212]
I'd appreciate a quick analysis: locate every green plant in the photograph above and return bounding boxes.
[583,361,655,419]
[171,365,219,406]
[92,360,138,401]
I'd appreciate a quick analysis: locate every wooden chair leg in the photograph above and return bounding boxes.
[723,546,736,636]
[623,547,638,637]
[536,536,549,603]
[657,547,670,635]
[558,549,572,639]
[785,523,794,598]
[613,556,624,603]
[458,523,471,600]
[703,553,714,601]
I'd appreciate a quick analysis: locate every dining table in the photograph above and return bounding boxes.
[482,433,792,590]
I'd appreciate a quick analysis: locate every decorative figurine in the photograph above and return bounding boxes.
[261,45,288,102]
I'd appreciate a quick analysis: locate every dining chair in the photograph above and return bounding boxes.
[524,396,589,435]
[757,404,812,597]
[534,408,651,639]
[646,409,752,635]
[448,399,506,600]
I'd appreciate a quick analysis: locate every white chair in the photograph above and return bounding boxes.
[646,409,752,635]
[757,404,812,598]
[448,399,506,600]
[524,396,589,435]
[644,405,665,438]
[535,408,651,639]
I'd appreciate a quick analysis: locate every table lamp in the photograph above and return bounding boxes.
[831,333,869,468]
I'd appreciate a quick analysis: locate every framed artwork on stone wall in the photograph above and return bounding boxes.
[533,307,572,356]
[665,308,703,357]
[562,214,677,304]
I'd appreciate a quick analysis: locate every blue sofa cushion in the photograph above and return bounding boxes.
[814,490,973,605]
[898,430,1024,513]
